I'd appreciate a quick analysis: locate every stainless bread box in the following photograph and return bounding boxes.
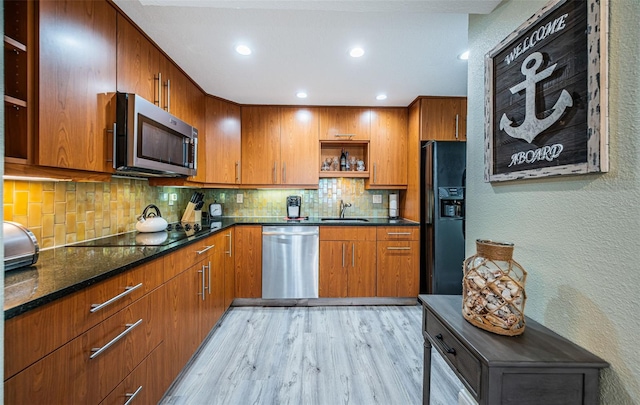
[4,221,39,271]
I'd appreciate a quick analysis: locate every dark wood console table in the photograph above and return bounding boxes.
[419,295,608,405]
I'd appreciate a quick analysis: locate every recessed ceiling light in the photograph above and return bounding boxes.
[235,45,252,56]
[376,94,387,101]
[458,50,470,60]
[296,92,308,99]
[350,47,365,58]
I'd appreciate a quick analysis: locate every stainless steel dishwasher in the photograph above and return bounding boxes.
[262,225,319,299]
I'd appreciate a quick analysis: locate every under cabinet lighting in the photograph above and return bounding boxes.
[458,50,470,60]
[296,92,308,99]
[3,175,72,182]
[376,94,387,101]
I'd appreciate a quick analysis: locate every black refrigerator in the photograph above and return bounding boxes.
[420,141,466,294]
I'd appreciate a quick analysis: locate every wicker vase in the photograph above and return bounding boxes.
[462,239,527,336]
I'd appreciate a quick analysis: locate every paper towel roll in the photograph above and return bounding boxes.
[389,194,398,218]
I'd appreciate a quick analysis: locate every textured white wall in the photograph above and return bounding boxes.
[467,1,640,403]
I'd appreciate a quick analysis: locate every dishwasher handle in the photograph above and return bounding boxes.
[262,231,319,236]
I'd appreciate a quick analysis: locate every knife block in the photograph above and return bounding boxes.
[181,209,201,226]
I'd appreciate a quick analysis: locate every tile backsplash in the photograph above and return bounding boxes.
[204,179,391,218]
[3,177,394,249]
[3,178,193,249]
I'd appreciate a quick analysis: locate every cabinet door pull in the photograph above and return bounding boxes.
[198,266,206,299]
[283,162,287,183]
[226,232,233,257]
[273,162,277,183]
[435,333,456,355]
[166,79,171,112]
[387,247,411,251]
[387,232,411,236]
[352,243,355,267]
[124,386,143,405]
[154,72,162,107]
[455,114,459,140]
[342,243,345,268]
[90,319,143,359]
[335,134,355,138]
[373,163,377,184]
[196,244,215,255]
[108,122,116,166]
[208,260,212,295]
[235,161,240,183]
[90,283,143,313]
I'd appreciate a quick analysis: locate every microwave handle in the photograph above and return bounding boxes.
[188,137,198,170]
[111,122,117,169]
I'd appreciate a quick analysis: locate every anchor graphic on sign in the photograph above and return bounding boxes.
[500,52,573,143]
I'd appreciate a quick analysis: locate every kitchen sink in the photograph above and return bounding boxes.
[320,217,369,223]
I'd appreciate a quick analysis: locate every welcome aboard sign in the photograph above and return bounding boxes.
[484,0,609,182]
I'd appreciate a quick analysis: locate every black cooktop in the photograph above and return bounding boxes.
[69,222,222,247]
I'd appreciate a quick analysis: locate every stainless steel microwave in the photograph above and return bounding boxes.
[114,92,197,177]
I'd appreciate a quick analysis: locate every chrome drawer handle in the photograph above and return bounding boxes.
[196,244,215,255]
[124,385,143,405]
[226,232,232,256]
[90,283,143,313]
[435,333,456,355]
[387,247,411,251]
[334,134,355,138]
[387,232,411,235]
[90,319,143,359]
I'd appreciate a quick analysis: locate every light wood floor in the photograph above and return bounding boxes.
[160,305,427,405]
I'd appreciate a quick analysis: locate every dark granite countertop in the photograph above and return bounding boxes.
[4,217,418,319]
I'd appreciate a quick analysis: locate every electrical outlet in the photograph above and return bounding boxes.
[237,193,244,203]
[373,194,383,204]
[170,193,178,201]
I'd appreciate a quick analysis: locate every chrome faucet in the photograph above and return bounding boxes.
[339,200,352,218]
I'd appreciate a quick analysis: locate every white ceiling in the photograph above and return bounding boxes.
[113,0,501,106]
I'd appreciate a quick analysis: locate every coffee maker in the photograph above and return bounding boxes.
[286,196,302,218]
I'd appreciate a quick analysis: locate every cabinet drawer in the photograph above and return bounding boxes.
[320,226,376,241]
[163,234,217,280]
[425,309,481,396]
[5,286,164,405]
[99,341,167,405]
[4,258,163,379]
[376,226,419,241]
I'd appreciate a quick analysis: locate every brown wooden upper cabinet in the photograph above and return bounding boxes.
[319,107,371,141]
[241,106,319,187]
[367,108,408,188]
[37,0,117,172]
[4,1,34,164]
[418,97,467,141]
[204,97,242,185]
[116,13,163,106]
[280,107,319,185]
[116,14,204,131]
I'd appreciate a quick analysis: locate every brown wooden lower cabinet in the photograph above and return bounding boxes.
[223,228,236,308]
[163,258,208,380]
[234,225,262,298]
[376,240,420,297]
[5,286,164,405]
[99,341,167,405]
[376,226,420,297]
[319,226,377,297]
[4,258,164,380]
